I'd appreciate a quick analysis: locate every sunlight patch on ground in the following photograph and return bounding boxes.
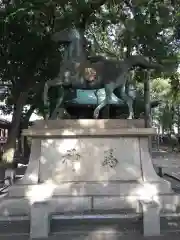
[78,119,106,128]
[0,109,42,122]
[85,227,119,239]
[45,132,51,136]
[28,173,39,183]
[61,129,76,136]
[2,148,14,163]
[128,182,159,204]
[25,180,56,204]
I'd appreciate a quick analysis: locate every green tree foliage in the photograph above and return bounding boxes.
[151,74,180,134]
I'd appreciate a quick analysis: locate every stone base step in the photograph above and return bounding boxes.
[0,213,141,238]
[1,212,180,238]
[0,216,29,235]
[161,214,180,233]
[1,233,180,240]
[50,232,180,240]
[51,213,142,234]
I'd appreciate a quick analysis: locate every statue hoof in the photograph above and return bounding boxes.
[127,116,133,120]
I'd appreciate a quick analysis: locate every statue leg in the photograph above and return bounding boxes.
[120,85,134,119]
[50,88,71,119]
[50,88,65,119]
[93,83,115,119]
[94,90,99,104]
[43,81,52,120]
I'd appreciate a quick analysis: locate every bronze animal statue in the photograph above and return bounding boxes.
[43,27,163,119]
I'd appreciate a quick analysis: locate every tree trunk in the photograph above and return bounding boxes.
[177,105,180,135]
[1,92,28,167]
[170,106,175,134]
[1,78,46,166]
[22,104,36,128]
[144,71,151,128]
[20,105,36,160]
[144,71,152,153]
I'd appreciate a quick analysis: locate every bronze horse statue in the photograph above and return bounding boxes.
[43,27,163,119]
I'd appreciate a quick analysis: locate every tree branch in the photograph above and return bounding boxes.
[79,0,108,28]
[89,29,118,58]
[88,0,108,13]
[124,0,136,16]
[124,0,133,9]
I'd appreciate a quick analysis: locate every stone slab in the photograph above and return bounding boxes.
[7,181,172,200]
[40,137,141,182]
[30,201,49,238]
[142,202,160,236]
[93,197,140,211]
[15,139,40,185]
[22,119,157,137]
[25,119,146,130]
[7,182,142,198]
[1,193,180,217]
[0,198,30,216]
[23,128,156,137]
[48,197,92,213]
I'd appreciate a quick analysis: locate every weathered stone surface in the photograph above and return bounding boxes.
[22,119,156,137]
[12,120,172,197]
[142,202,160,236]
[24,119,146,130]
[30,201,50,238]
[40,137,141,182]
[15,139,41,185]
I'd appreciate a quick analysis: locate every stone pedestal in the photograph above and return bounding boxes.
[20,119,171,191]
[0,119,179,239]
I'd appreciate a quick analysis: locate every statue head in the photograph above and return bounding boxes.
[51,27,86,60]
[51,27,85,44]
